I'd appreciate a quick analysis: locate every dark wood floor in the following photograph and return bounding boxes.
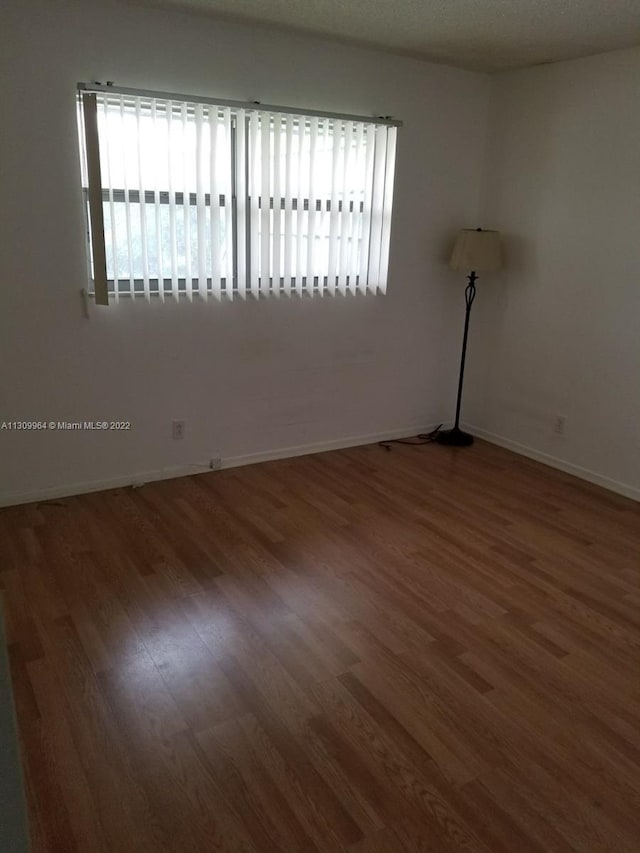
[1,439,639,852]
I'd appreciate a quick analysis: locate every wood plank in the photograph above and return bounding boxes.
[0,439,638,851]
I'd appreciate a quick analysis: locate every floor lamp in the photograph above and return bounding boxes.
[436,228,503,447]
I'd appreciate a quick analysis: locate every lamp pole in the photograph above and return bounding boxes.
[436,269,477,447]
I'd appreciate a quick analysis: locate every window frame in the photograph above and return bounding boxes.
[78,83,401,304]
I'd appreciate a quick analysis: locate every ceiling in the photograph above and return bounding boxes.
[125,0,640,72]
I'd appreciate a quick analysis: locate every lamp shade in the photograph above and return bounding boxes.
[450,228,503,273]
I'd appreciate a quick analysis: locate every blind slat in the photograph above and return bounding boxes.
[119,96,135,296]
[359,123,376,294]
[272,113,282,297]
[249,112,260,299]
[327,119,343,297]
[306,117,319,296]
[82,93,109,305]
[101,96,119,303]
[181,103,193,301]
[347,122,364,294]
[194,104,208,300]
[135,98,151,301]
[283,115,294,296]
[151,99,164,302]
[260,112,271,297]
[368,125,388,293]
[223,108,234,300]
[209,106,221,299]
[235,109,247,299]
[166,101,180,299]
[337,120,354,296]
[378,126,397,294]
[294,114,306,297]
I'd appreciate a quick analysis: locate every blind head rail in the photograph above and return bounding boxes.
[77,82,403,128]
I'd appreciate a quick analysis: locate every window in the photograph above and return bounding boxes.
[78,85,399,304]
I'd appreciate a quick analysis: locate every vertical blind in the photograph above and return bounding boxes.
[78,87,399,304]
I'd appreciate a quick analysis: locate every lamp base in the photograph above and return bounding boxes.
[435,427,474,447]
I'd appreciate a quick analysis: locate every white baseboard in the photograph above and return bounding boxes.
[0,424,435,508]
[4,422,636,507]
[220,424,438,470]
[465,423,640,503]
[0,463,214,508]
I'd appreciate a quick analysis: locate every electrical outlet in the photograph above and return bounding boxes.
[553,415,566,436]
[209,456,222,471]
[172,419,185,440]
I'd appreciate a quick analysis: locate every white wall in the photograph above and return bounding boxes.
[465,47,640,499]
[0,0,489,504]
